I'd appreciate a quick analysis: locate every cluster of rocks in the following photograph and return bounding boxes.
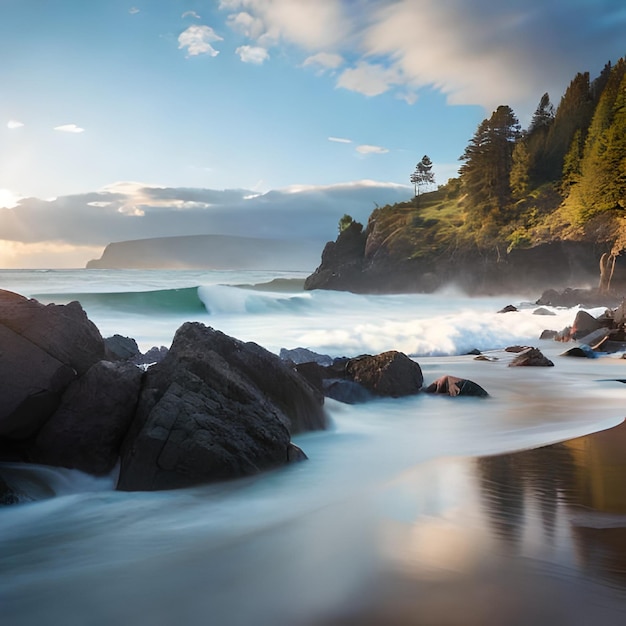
[280,347,489,401]
[1,290,498,504]
[0,290,327,499]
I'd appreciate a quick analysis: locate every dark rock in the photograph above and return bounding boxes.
[104,334,141,361]
[323,379,374,404]
[571,310,604,339]
[304,221,368,291]
[509,347,554,367]
[533,307,556,316]
[287,443,308,463]
[132,346,169,367]
[575,327,611,349]
[505,345,529,353]
[280,347,333,366]
[118,322,325,491]
[344,351,423,397]
[465,348,482,355]
[0,324,75,440]
[536,287,621,309]
[33,361,143,475]
[424,375,489,397]
[0,290,104,375]
[498,305,518,313]
[540,330,558,340]
[560,345,598,358]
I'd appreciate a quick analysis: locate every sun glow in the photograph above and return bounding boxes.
[0,189,22,208]
[0,240,103,269]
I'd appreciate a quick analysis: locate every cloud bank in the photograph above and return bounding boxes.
[218,0,626,116]
[0,181,412,266]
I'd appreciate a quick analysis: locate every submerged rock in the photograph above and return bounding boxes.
[509,347,554,367]
[424,375,489,397]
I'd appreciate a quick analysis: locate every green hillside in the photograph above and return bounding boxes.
[355,57,626,291]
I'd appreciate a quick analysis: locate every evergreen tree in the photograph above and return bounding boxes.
[510,140,531,200]
[569,59,626,220]
[543,72,594,181]
[525,93,555,185]
[459,105,520,229]
[410,155,435,199]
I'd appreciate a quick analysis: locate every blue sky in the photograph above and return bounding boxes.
[1,0,625,267]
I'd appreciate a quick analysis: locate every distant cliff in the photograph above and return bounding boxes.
[87,235,323,271]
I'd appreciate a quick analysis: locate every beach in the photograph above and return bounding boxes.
[2,268,626,625]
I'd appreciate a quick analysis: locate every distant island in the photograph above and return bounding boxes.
[305,57,626,296]
[87,234,323,271]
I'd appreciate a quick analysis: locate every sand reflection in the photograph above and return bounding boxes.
[313,421,626,625]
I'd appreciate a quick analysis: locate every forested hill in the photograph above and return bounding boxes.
[305,57,626,295]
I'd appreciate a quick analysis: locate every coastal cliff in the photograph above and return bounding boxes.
[304,218,619,295]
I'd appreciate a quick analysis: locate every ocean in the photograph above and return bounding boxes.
[1,268,626,625]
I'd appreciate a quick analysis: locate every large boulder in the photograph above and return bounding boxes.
[0,290,105,375]
[0,324,75,440]
[0,290,105,443]
[344,351,423,397]
[33,361,143,475]
[118,323,325,491]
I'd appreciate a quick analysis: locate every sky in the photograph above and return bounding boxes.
[1,0,625,268]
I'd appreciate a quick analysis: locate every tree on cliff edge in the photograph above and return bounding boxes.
[410,155,435,201]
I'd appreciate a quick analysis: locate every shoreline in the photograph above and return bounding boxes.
[308,419,626,625]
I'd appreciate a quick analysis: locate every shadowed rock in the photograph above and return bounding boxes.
[33,361,143,475]
[425,375,489,397]
[0,290,104,375]
[118,322,325,491]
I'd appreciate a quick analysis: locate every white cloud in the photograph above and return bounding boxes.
[182,11,201,19]
[356,144,389,155]
[178,25,223,57]
[221,0,348,50]
[227,11,265,39]
[129,7,139,15]
[235,45,269,64]
[7,120,24,129]
[337,61,401,97]
[218,0,626,116]
[54,124,85,133]
[328,136,352,144]
[303,52,344,72]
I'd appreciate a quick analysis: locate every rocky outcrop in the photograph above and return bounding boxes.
[118,323,326,491]
[0,291,329,495]
[304,225,613,295]
[304,222,369,292]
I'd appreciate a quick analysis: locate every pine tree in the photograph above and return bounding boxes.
[459,105,520,229]
[410,155,435,200]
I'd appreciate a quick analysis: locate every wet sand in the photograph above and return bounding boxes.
[310,420,626,626]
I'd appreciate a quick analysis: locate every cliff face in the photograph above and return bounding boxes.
[305,223,621,295]
[87,234,323,271]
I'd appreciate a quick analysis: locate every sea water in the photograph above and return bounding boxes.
[1,268,626,625]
